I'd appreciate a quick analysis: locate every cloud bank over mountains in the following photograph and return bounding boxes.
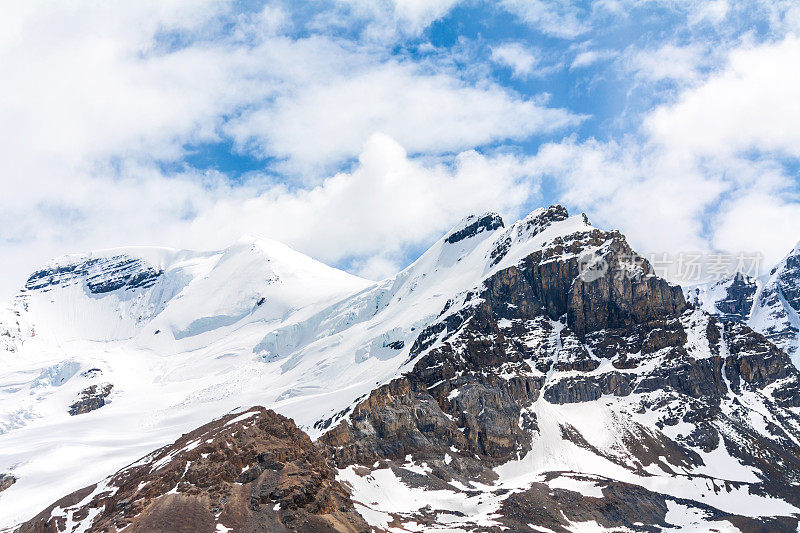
[2,0,800,296]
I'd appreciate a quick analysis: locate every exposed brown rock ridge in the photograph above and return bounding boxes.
[19,407,368,533]
[322,205,692,470]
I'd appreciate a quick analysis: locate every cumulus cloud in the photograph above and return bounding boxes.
[0,0,579,297]
[186,134,540,266]
[4,0,800,298]
[533,139,727,257]
[0,0,578,174]
[535,137,800,280]
[712,189,800,261]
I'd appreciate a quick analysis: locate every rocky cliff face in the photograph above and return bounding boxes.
[19,407,368,533]
[714,272,758,321]
[750,249,800,364]
[24,255,163,295]
[321,207,800,531]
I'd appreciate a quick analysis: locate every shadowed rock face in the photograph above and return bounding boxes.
[445,213,504,244]
[516,227,687,337]
[691,251,800,363]
[497,475,799,533]
[686,272,758,324]
[323,211,692,466]
[25,256,162,294]
[756,253,800,360]
[715,272,758,321]
[19,407,368,533]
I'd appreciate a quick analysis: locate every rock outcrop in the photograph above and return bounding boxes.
[68,384,113,416]
[0,474,15,492]
[20,407,368,533]
[445,213,504,244]
[715,272,758,320]
[686,272,758,323]
[689,245,800,366]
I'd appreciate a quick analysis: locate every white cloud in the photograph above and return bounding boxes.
[536,34,800,277]
[688,0,729,25]
[386,0,463,33]
[184,133,540,263]
[226,61,581,173]
[0,1,236,164]
[534,136,800,279]
[499,0,589,39]
[4,0,800,299]
[646,36,800,160]
[320,0,463,38]
[534,139,728,256]
[712,189,800,263]
[627,43,705,83]
[0,1,585,298]
[490,42,540,77]
[570,49,616,69]
[0,1,579,178]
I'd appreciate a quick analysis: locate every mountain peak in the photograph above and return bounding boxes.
[545,203,569,220]
[520,204,570,226]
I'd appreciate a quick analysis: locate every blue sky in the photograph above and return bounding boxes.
[2,0,800,297]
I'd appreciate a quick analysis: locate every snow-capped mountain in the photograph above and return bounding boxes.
[686,272,759,323]
[15,236,372,347]
[0,208,572,525]
[3,206,800,532]
[686,242,800,368]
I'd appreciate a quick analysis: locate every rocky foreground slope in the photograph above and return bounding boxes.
[3,206,800,531]
[19,407,367,533]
